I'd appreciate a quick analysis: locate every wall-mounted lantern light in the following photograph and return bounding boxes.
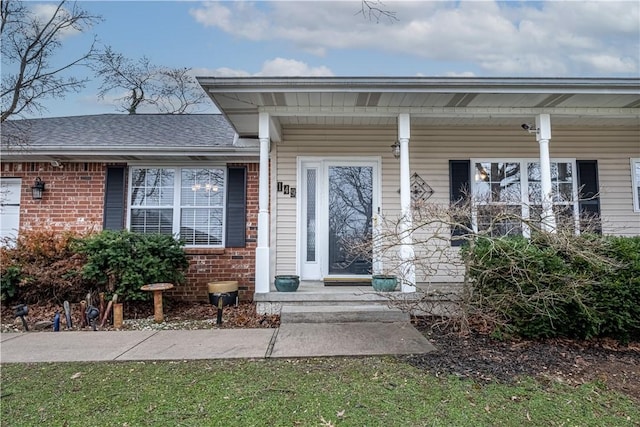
[31,177,45,200]
[390,141,400,159]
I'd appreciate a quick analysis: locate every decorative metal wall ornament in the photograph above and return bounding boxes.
[398,173,434,206]
[411,172,434,204]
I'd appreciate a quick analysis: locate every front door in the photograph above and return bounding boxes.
[300,159,379,280]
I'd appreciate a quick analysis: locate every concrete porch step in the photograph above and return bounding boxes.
[280,304,410,324]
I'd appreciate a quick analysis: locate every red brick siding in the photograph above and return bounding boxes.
[1,161,260,303]
[1,162,106,233]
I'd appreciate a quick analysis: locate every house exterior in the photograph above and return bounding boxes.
[0,114,260,301]
[2,77,639,311]
[196,77,640,311]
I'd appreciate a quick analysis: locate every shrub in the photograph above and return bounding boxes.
[0,230,88,303]
[462,234,640,343]
[590,236,640,343]
[74,230,189,301]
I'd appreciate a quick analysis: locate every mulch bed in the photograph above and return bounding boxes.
[1,301,280,332]
[406,317,640,401]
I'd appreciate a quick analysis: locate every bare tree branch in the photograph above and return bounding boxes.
[1,0,101,122]
[91,46,157,115]
[357,0,398,23]
[92,47,207,114]
[152,67,207,114]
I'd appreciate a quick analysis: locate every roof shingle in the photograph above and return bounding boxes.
[1,114,237,149]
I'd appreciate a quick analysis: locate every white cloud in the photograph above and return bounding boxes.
[257,58,334,76]
[191,67,251,78]
[571,54,637,74]
[189,1,639,76]
[189,2,271,41]
[193,59,334,77]
[443,71,476,77]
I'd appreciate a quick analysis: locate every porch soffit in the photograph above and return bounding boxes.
[197,77,640,138]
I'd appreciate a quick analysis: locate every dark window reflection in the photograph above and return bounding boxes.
[328,166,373,275]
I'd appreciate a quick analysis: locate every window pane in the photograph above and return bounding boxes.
[553,163,573,202]
[181,168,225,207]
[306,168,316,262]
[130,168,174,206]
[181,208,223,246]
[528,182,542,204]
[475,162,520,203]
[474,163,490,201]
[477,205,522,237]
[498,163,521,202]
[531,205,576,234]
[130,208,173,235]
[528,162,574,204]
[556,183,573,203]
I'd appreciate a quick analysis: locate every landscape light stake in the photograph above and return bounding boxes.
[216,294,226,325]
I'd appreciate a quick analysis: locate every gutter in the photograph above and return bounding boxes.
[196,76,640,95]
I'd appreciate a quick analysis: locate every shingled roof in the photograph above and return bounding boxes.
[1,114,258,162]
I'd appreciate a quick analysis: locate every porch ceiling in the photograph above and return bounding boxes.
[197,77,640,142]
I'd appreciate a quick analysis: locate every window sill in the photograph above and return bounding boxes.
[184,247,226,255]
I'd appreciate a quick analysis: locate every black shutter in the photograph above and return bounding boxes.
[449,160,471,246]
[103,166,126,230]
[576,160,601,234]
[226,166,247,247]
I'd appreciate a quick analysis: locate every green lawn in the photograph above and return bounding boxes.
[1,357,637,426]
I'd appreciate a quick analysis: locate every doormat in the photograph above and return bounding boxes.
[323,278,372,287]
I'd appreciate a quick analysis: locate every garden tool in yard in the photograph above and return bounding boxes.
[85,293,92,327]
[79,300,87,328]
[217,295,225,325]
[13,304,29,331]
[99,293,105,317]
[63,301,72,329]
[100,294,118,328]
[86,305,100,331]
[53,311,60,331]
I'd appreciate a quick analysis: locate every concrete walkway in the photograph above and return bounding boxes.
[0,322,435,363]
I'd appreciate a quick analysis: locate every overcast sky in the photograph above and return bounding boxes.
[5,0,640,118]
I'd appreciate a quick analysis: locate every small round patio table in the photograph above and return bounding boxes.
[140,283,174,323]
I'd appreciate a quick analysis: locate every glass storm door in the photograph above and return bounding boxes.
[300,160,378,280]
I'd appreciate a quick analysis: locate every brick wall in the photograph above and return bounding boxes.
[1,162,106,233]
[1,161,260,303]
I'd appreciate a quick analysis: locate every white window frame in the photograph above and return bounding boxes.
[470,158,579,237]
[632,158,640,213]
[127,165,227,248]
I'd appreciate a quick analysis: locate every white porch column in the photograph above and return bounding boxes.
[255,112,271,294]
[536,114,557,233]
[398,113,416,292]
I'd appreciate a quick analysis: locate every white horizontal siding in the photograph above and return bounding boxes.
[273,125,640,280]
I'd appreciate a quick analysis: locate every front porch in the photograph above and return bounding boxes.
[255,281,409,322]
[197,76,640,307]
[254,281,459,321]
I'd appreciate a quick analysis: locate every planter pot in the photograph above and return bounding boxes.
[274,275,300,292]
[207,281,239,307]
[371,275,398,292]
